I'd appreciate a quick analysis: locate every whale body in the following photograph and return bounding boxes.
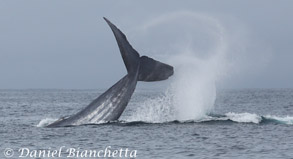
[47,18,173,127]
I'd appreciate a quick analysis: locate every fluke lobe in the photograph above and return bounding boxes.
[47,17,174,127]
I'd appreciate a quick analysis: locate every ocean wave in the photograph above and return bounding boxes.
[37,112,293,127]
[225,112,262,123]
[202,112,293,125]
[263,115,293,125]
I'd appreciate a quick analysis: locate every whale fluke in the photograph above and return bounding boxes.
[138,56,174,81]
[103,17,140,74]
[103,17,174,81]
[46,18,174,127]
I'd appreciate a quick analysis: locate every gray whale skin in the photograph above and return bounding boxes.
[47,17,174,127]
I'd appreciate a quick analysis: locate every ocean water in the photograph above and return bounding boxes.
[1,88,293,159]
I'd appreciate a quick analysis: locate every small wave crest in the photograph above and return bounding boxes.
[36,118,58,127]
[205,112,293,125]
[263,115,293,125]
[225,112,262,124]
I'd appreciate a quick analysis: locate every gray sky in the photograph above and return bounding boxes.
[0,0,293,89]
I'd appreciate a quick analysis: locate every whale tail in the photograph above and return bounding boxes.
[104,17,174,81]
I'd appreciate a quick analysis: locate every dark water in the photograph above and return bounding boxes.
[1,89,293,159]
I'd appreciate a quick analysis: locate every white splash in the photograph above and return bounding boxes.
[36,118,58,127]
[225,112,262,124]
[127,11,230,122]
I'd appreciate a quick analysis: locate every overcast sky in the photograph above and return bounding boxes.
[0,0,293,89]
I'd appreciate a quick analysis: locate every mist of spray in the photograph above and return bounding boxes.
[125,11,246,122]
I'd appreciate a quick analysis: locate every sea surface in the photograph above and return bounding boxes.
[1,88,293,159]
